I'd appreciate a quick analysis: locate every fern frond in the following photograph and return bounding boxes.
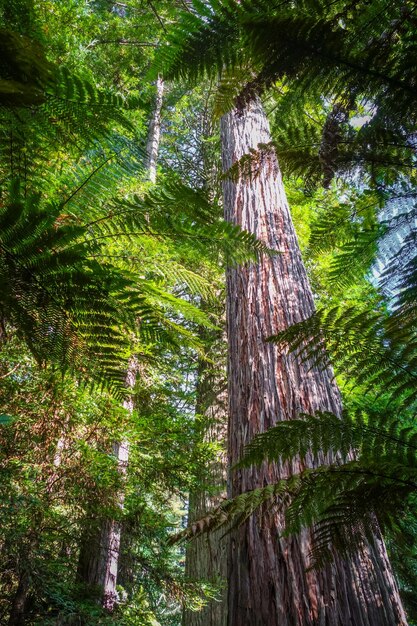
[152,1,242,84]
[238,410,417,471]
[268,304,417,410]
[104,179,273,265]
[174,410,417,566]
[0,188,212,395]
[327,225,384,289]
[0,29,143,197]
[137,280,216,330]
[54,135,146,219]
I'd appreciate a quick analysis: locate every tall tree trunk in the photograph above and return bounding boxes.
[183,318,228,626]
[77,366,134,612]
[145,75,164,185]
[222,99,407,626]
[77,77,165,611]
[116,76,165,595]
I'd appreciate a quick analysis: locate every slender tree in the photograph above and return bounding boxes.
[77,74,165,612]
[99,75,165,607]
[222,98,407,626]
[145,75,164,184]
[183,313,228,626]
[77,362,135,612]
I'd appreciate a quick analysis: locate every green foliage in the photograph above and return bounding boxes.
[0,330,211,626]
[109,178,274,267]
[174,407,417,567]
[0,24,267,396]
[0,28,52,106]
[3,0,417,622]
[0,25,143,202]
[267,304,416,408]
[0,186,132,393]
[153,0,417,195]
[0,182,221,394]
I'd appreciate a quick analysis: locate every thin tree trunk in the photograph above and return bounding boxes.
[115,76,165,595]
[183,318,228,626]
[77,77,165,611]
[145,75,164,185]
[8,570,30,626]
[222,99,407,626]
[101,437,131,611]
[77,365,135,612]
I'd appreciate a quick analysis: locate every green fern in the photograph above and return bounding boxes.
[0,28,142,197]
[0,188,131,394]
[152,0,417,194]
[102,179,274,266]
[0,186,217,395]
[173,409,417,568]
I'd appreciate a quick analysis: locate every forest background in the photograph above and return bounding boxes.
[1,0,417,625]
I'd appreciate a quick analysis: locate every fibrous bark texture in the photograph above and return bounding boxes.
[222,100,407,626]
[183,320,228,626]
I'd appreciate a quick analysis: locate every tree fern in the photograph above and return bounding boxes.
[0,28,142,196]
[102,178,274,266]
[0,27,273,396]
[152,0,417,196]
[173,409,417,568]
[0,187,218,395]
[0,188,130,393]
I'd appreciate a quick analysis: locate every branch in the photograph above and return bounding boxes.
[87,39,158,47]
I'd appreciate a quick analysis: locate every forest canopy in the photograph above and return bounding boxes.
[1,1,417,625]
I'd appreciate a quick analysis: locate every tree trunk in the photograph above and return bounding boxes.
[145,75,164,184]
[8,570,30,626]
[77,369,133,611]
[222,99,407,626]
[77,76,165,611]
[183,319,228,626]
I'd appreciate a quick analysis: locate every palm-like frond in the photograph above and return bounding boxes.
[152,1,241,84]
[0,187,216,394]
[102,179,274,266]
[0,28,141,195]
[154,0,417,106]
[53,135,147,220]
[153,0,417,192]
[0,188,132,394]
[238,408,417,566]
[238,409,417,470]
[173,410,417,569]
[268,303,417,409]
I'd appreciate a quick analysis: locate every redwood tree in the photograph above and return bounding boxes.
[183,316,229,626]
[222,98,407,626]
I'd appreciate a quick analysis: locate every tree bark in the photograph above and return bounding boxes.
[145,75,164,184]
[222,99,407,626]
[183,318,228,626]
